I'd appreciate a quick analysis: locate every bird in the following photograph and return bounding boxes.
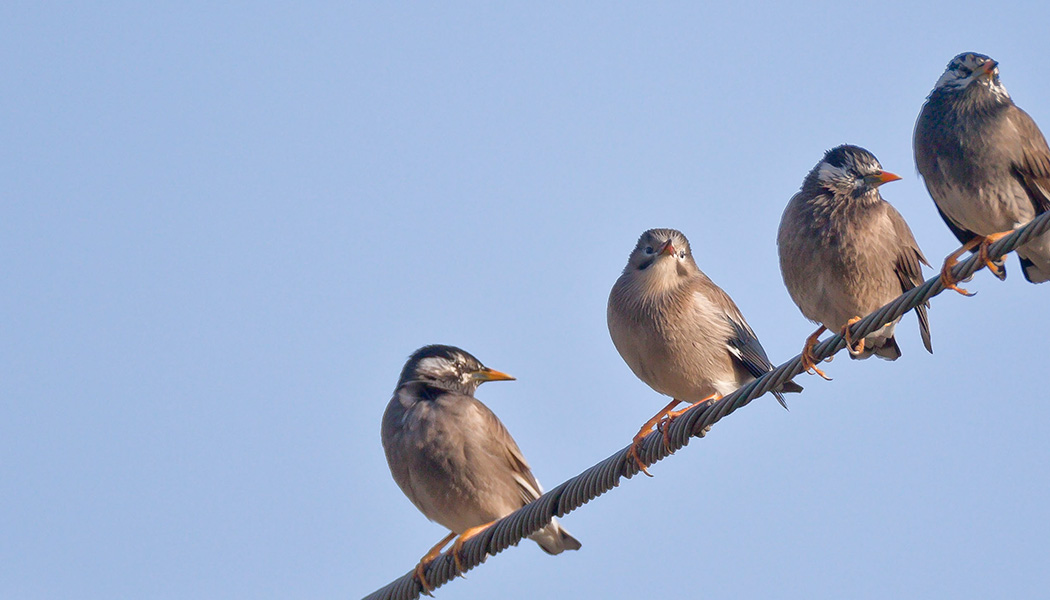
[608,228,802,475]
[915,52,1050,294]
[777,145,933,379]
[381,344,580,594]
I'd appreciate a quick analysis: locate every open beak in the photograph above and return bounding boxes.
[657,239,676,256]
[471,367,516,383]
[867,170,902,187]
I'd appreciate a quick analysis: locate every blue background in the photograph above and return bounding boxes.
[3,3,1048,599]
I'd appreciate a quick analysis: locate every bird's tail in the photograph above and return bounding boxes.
[772,380,803,410]
[530,518,581,555]
[848,334,901,361]
[1018,233,1050,283]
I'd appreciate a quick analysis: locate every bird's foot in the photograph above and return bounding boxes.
[801,326,832,380]
[451,520,497,575]
[628,398,684,477]
[840,316,865,356]
[978,230,1012,277]
[939,237,983,296]
[626,442,653,477]
[413,531,456,596]
[658,395,721,449]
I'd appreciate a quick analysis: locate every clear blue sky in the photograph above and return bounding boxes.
[3,3,1048,599]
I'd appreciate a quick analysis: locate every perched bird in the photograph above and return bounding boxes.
[915,52,1050,293]
[381,345,580,593]
[778,145,933,378]
[608,228,802,475]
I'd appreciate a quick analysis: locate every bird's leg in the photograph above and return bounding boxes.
[840,316,865,355]
[659,394,721,449]
[977,230,1013,277]
[413,531,457,596]
[939,237,983,296]
[451,520,498,575]
[800,325,832,380]
[628,398,685,477]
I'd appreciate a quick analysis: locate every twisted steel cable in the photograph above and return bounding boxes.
[362,210,1050,600]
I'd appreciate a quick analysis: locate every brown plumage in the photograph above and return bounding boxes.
[381,345,579,589]
[778,144,932,365]
[609,228,802,473]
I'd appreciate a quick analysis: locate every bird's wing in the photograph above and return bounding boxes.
[1011,108,1050,214]
[934,201,981,246]
[915,102,983,246]
[707,287,775,379]
[693,283,796,405]
[886,206,934,354]
[475,402,545,505]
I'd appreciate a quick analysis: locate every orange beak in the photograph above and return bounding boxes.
[978,59,999,76]
[875,170,902,184]
[657,239,676,256]
[471,367,516,383]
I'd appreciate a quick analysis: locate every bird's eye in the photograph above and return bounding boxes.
[678,250,686,258]
[644,246,654,254]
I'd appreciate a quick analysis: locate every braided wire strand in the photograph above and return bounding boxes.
[363,210,1050,600]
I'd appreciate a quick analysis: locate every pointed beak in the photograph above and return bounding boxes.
[471,367,516,383]
[867,170,902,187]
[657,239,676,256]
[978,59,998,77]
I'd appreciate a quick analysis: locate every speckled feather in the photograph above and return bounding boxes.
[915,52,1050,283]
[778,145,933,360]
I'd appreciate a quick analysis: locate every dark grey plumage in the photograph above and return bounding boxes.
[915,52,1050,283]
[381,345,580,557]
[608,228,802,409]
[778,145,933,360]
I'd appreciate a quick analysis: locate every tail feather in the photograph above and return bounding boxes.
[771,379,803,411]
[530,519,581,555]
[1017,232,1050,283]
[849,335,901,361]
[1019,254,1050,283]
[915,304,933,354]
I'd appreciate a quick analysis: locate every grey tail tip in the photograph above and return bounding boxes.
[560,531,582,552]
[772,391,790,411]
[773,380,802,411]
[872,337,902,361]
[1019,256,1049,283]
[537,527,581,555]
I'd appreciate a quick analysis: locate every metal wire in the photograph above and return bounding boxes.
[362,210,1050,600]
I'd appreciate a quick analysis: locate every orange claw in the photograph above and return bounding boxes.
[939,238,980,296]
[940,230,1014,295]
[658,395,720,448]
[628,398,685,477]
[977,230,1012,277]
[414,531,456,596]
[451,520,498,575]
[841,316,865,355]
[801,325,832,380]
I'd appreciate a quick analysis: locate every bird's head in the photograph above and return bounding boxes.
[809,144,900,201]
[397,345,514,396]
[624,228,698,280]
[933,52,1010,102]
